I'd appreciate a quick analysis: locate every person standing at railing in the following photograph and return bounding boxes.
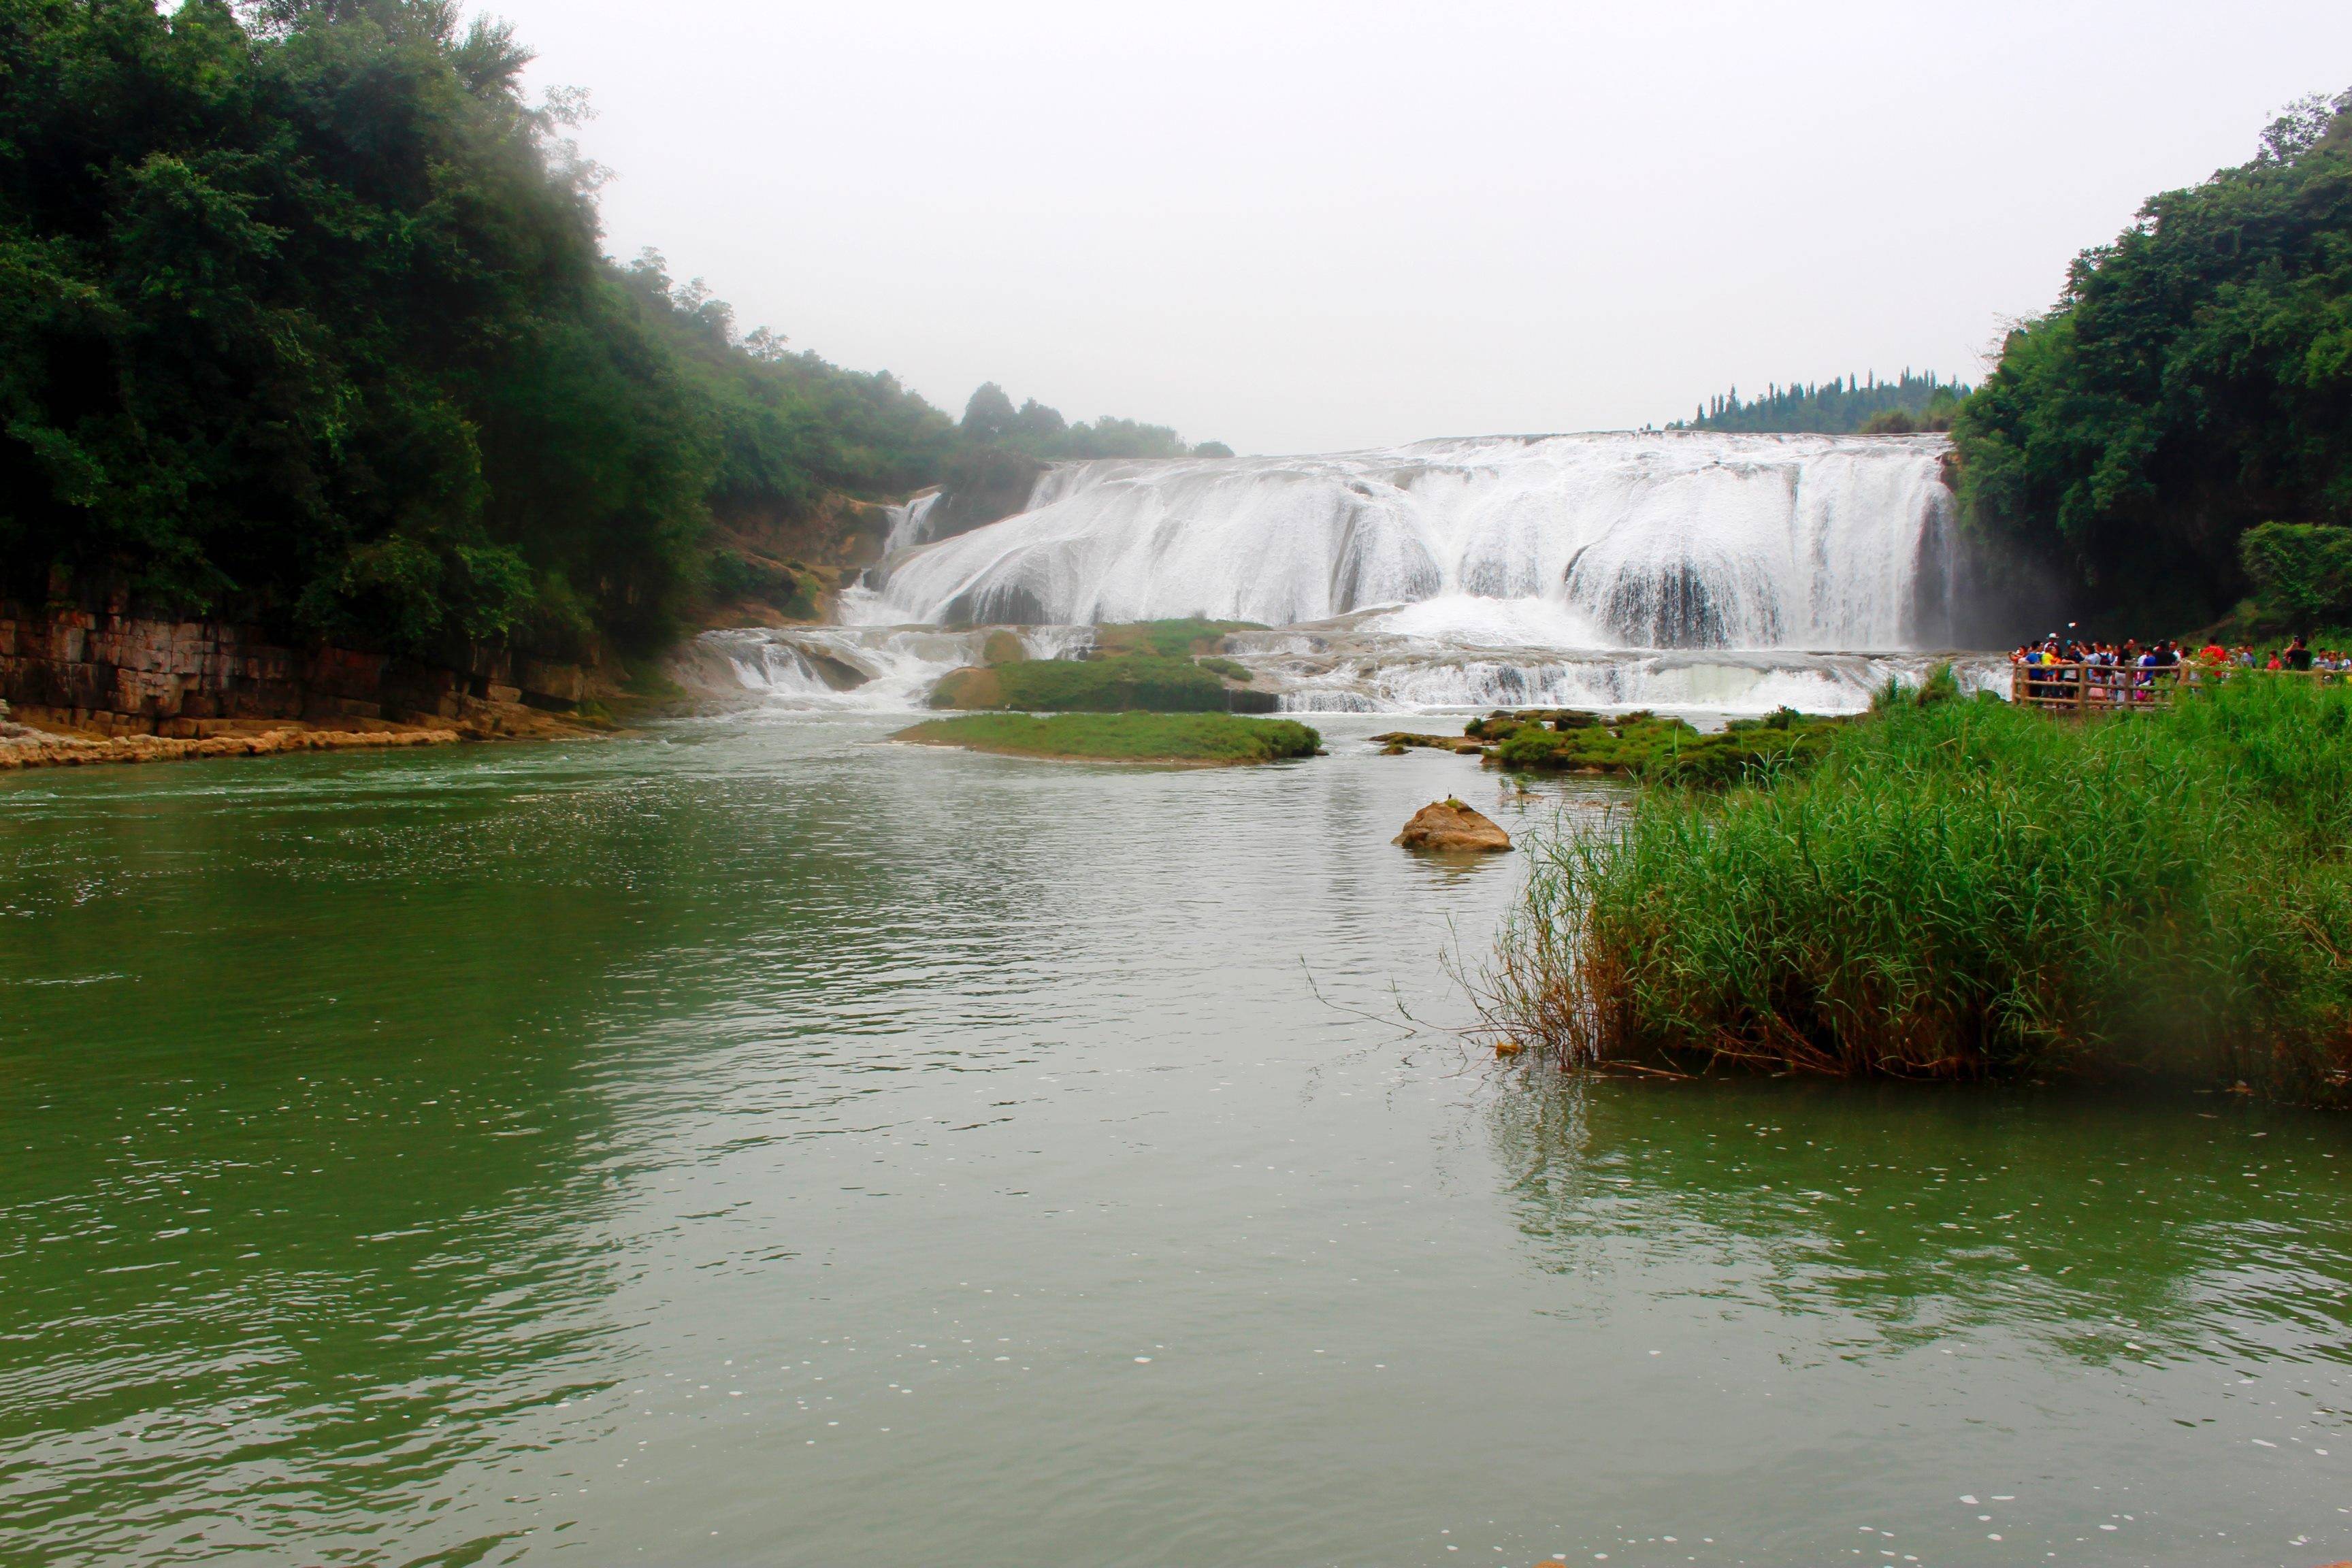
[2288,635,2313,672]
[2089,640,2116,704]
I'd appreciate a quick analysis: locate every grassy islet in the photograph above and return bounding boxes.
[896,712,1320,765]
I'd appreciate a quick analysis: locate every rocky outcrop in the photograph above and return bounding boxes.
[928,666,1006,709]
[1371,730,1487,755]
[0,602,600,739]
[928,448,1048,542]
[1394,798,1513,853]
[701,493,898,627]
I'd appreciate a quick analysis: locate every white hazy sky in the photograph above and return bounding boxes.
[476,0,2352,455]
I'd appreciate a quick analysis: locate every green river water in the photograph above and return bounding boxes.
[2,712,2348,1567]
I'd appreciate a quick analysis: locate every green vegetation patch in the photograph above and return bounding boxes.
[1088,620,1263,659]
[930,655,1229,711]
[2237,523,2352,638]
[1487,708,1840,786]
[897,713,1320,765]
[928,636,1276,713]
[1465,709,1603,742]
[1482,677,2352,1103]
[706,551,815,619]
[1371,731,1483,755]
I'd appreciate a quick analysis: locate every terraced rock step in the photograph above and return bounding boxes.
[0,726,463,771]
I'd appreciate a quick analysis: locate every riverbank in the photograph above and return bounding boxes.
[0,722,466,771]
[1482,676,2352,1103]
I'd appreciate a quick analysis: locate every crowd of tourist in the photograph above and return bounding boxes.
[2012,634,2352,672]
[2011,632,2352,702]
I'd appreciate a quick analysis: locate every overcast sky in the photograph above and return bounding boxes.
[475,0,2352,455]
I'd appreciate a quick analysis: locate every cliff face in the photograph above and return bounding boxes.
[702,493,897,629]
[0,602,596,739]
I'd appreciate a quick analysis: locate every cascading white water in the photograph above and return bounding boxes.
[852,431,1957,651]
[672,623,1093,712]
[681,429,1990,717]
[881,490,946,553]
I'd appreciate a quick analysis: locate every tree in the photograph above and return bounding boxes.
[0,0,958,655]
[961,382,1017,442]
[1951,88,2352,631]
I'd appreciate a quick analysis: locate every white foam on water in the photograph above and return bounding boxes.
[674,618,2006,718]
[880,491,946,553]
[674,623,1092,713]
[1363,594,1610,649]
[1230,630,2005,716]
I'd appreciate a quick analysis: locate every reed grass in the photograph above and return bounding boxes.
[1481,677,2352,1102]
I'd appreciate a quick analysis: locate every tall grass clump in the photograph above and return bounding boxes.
[1482,678,2352,1102]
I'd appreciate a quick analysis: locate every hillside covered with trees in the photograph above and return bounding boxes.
[0,0,1219,662]
[958,382,1231,463]
[1672,371,1970,435]
[1953,89,2352,635]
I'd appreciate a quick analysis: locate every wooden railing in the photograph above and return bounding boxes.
[2011,661,2349,713]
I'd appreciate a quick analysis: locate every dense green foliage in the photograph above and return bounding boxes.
[1953,90,2352,633]
[896,711,1318,764]
[1672,372,1970,434]
[2238,521,2352,633]
[0,0,963,655]
[1484,679,2352,1102]
[1486,706,1840,784]
[960,382,1229,460]
[0,0,1215,659]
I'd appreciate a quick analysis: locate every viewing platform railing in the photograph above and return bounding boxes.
[2011,662,2348,713]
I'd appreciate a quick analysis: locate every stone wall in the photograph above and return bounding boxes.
[0,602,594,738]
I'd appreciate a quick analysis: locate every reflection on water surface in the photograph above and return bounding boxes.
[1,714,2345,1567]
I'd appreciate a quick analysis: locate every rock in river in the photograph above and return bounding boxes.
[1394,798,1512,853]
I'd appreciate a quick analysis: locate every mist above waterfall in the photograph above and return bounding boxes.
[856,431,1957,651]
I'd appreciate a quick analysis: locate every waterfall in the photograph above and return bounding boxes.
[881,490,948,553]
[853,431,1957,651]
[672,623,1094,712]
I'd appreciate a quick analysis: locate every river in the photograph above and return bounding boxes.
[3,713,2347,1566]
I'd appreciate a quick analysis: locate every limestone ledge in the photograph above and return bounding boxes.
[0,725,462,772]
